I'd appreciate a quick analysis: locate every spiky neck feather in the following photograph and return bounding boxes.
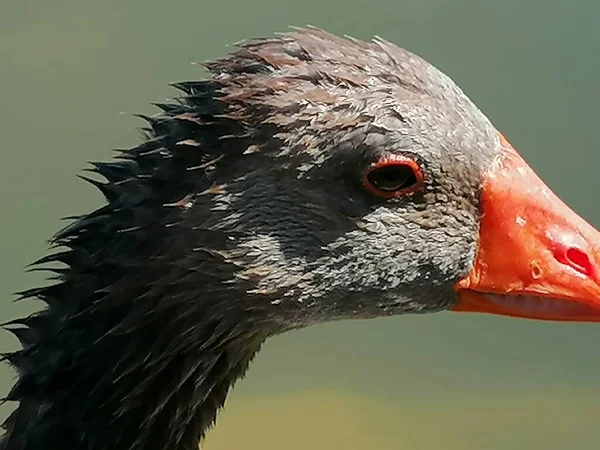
[0,72,279,448]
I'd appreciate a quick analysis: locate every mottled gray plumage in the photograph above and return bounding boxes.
[1,28,502,450]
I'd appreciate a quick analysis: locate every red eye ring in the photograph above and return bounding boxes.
[362,154,424,199]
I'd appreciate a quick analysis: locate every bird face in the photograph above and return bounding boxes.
[188,29,600,327]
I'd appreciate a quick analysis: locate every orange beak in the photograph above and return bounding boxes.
[453,134,600,322]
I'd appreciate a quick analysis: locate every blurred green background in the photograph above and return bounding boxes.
[1,1,600,449]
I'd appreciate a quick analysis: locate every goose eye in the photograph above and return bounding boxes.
[363,155,424,198]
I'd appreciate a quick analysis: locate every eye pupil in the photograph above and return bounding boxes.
[367,164,418,192]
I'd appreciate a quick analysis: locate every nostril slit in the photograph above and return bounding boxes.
[565,247,593,276]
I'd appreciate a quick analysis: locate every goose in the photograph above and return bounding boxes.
[2,28,599,450]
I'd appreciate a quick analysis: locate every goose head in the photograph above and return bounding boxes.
[2,28,600,450]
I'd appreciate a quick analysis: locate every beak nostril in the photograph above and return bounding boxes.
[564,247,593,276]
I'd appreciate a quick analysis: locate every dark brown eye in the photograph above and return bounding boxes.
[363,155,424,198]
